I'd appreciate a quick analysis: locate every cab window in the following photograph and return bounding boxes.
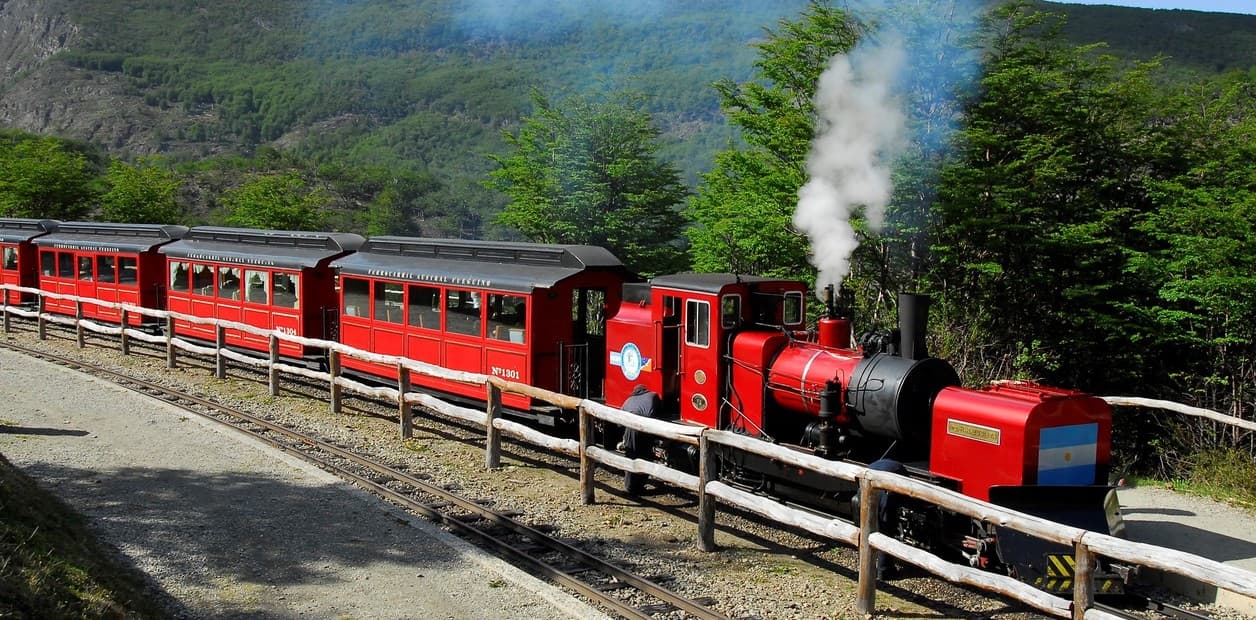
[2,247,16,270]
[783,291,804,326]
[720,294,741,329]
[685,299,710,347]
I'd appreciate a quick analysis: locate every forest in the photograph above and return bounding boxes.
[0,0,1253,497]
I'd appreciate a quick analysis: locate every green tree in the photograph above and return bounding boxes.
[686,2,862,280]
[930,4,1161,388]
[486,90,688,275]
[99,159,184,224]
[220,171,330,230]
[1128,73,1256,421]
[0,132,100,219]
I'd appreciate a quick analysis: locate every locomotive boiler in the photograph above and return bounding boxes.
[604,273,1124,589]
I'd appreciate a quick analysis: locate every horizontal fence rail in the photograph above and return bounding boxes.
[3,284,1254,619]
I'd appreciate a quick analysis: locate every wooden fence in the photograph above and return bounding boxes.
[3,285,1255,619]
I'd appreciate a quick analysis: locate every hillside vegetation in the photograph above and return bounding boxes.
[20,0,1253,235]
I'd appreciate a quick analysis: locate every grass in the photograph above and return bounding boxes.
[1132,448,1256,511]
[0,453,173,619]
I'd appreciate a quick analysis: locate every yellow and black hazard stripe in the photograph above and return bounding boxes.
[1033,554,1123,594]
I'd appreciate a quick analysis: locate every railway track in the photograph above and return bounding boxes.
[0,339,728,620]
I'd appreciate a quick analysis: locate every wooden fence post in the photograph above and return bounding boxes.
[75,301,85,347]
[855,475,880,616]
[329,349,342,414]
[267,334,280,396]
[698,431,718,552]
[120,309,130,356]
[37,296,46,340]
[2,293,10,333]
[1073,539,1095,620]
[579,406,596,505]
[398,363,413,440]
[214,325,226,379]
[485,383,501,468]
[165,315,176,368]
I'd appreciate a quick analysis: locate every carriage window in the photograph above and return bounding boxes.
[169,262,189,292]
[191,263,214,295]
[407,284,440,330]
[41,252,54,276]
[783,291,804,326]
[721,294,741,329]
[685,299,711,347]
[273,272,299,309]
[118,257,138,285]
[217,266,241,299]
[97,256,117,284]
[245,270,269,304]
[58,252,74,278]
[342,277,369,317]
[2,247,16,270]
[374,281,404,324]
[488,294,527,343]
[445,288,481,337]
[77,256,94,281]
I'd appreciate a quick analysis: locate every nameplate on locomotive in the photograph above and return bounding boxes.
[946,419,1002,445]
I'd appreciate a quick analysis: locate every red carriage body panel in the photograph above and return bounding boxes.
[160,227,365,359]
[0,219,57,305]
[332,237,633,419]
[929,381,1113,501]
[34,222,187,326]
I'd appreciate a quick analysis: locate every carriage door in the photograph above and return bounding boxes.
[567,287,608,399]
[679,295,719,428]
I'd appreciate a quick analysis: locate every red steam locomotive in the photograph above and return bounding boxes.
[0,218,1124,591]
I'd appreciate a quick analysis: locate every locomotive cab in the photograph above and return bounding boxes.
[605,273,809,427]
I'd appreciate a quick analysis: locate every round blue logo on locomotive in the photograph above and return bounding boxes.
[610,342,650,381]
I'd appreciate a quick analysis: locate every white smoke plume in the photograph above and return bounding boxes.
[794,38,906,297]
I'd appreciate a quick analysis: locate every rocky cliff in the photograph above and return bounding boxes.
[0,0,211,157]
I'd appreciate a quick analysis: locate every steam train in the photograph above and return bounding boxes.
[0,218,1125,592]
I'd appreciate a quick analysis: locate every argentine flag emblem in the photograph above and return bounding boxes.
[1037,423,1099,485]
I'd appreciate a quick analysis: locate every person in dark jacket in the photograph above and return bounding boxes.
[618,384,663,494]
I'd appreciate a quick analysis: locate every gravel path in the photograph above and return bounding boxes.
[0,346,608,620]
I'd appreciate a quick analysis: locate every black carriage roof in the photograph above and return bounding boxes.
[0,218,57,244]
[649,273,794,295]
[34,221,188,253]
[332,236,631,293]
[160,226,366,269]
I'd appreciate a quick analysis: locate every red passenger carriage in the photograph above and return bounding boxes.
[159,227,365,361]
[0,218,57,305]
[34,222,188,325]
[331,237,634,426]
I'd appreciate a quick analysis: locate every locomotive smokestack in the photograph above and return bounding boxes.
[898,293,930,360]
[818,284,852,349]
